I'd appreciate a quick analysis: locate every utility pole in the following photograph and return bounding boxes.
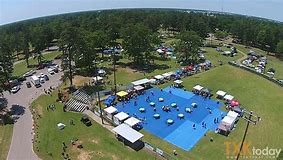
[236,111,260,160]
[94,59,104,124]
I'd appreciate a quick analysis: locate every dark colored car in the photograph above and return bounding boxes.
[17,76,26,82]
[26,82,32,88]
[44,75,49,81]
[80,115,92,126]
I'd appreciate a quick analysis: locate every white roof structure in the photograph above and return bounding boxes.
[154,75,164,80]
[224,94,234,101]
[114,112,129,121]
[193,85,203,91]
[131,78,150,86]
[216,90,227,97]
[162,72,174,78]
[149,79,157,84]
[227,111,239,119]
[174,80,183,84]
[104,106,117,114]
[222,116,235,125]
[93,76,103,82]
[124,117,141,127]
[133,85,144,91]
[112,124,144,143]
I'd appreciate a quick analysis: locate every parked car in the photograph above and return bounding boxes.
[80,115,92,126]
[48,68,55,75]
[40,77,45,83]
[18,76,26,82]
[11,85,20,93]
[26,82,32,88]
[44,74,49,81]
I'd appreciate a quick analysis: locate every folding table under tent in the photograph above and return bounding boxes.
[216,90,226,99]
[113,124,144,146]
[104,106,118,119]
[113,112,130,125]
[124,117,141,128]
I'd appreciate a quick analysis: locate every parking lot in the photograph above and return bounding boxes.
[4,59,63,160]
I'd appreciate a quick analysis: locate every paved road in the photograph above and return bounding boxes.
[4,60,63,160]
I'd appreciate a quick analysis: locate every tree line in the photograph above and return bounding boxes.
[0,9,283,91]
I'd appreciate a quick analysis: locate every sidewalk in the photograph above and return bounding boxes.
[83,110,114,133]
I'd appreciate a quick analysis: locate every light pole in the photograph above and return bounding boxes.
[236,110,260,160]
[112,51,117,95]
[93,59,104,124]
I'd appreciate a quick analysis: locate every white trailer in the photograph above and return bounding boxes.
[31,75,41,87]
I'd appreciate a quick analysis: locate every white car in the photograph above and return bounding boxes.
[40,77,45,83]
[48,68,55,75]
[11,86,20,93]
[40,73,44,78]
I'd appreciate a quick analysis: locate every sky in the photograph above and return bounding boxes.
[0,0,283,25]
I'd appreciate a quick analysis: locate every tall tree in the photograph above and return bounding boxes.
[176,31,202,65]
[0,35,14,93]
[59,23,81,86]
[276,40,283,57]
[122,23,154,66]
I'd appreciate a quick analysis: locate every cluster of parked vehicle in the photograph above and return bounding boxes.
[9,64,60,93]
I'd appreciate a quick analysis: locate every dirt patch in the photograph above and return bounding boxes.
[90,138,99,144]
[36,105,43,116]
[73,76,92,87]
[112,154,120,160]
[77,151,93,160]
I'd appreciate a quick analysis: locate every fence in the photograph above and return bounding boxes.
[228,61,283,87]
[144,141,179,160]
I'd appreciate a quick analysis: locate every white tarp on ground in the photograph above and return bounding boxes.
[174,80,183,84]
[131,78,150,86]
[154,75,164,80]
[216,90,226,97]
[124,117,141,127]
[224,94,234,101]
[193,85,203,91]
[104,106,117,114]
[112,124,144,143]
[114,112,129,121]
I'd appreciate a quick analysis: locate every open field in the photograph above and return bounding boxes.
[32,92,155,160]
[0,125,13,160]
[147,65,283,160]
[13,51,62,77]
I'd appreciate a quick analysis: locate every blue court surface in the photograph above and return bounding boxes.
[115,87,226,151]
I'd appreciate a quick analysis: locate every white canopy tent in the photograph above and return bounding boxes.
[227,111,239,119]
[133,85,144,91]
[112,124,144,143]
[174,80,183,84]
[219,111,239,132]
[131,78,150,86]
[104,106,118,119]
[162,72,174,78]
[193,85,203,91]
[154,75,164,80]
[224,94,234,101]
[113,112,129,125]
[216,90,227,97]
[124,117,141,127]
[149,79,157,84]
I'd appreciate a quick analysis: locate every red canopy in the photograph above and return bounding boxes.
[230,100,240,107]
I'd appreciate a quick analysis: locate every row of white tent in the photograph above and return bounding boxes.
[193,84,234,101]
[104,106,141,127]
[131,71,179,87]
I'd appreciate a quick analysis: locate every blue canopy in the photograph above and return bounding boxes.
[176,69,182,74]
[104,96,116,106]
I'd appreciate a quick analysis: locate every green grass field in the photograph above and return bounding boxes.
[31,92,155,160]
[144,65,283,160]
[13,51,62,77]
[0,125,13,160]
